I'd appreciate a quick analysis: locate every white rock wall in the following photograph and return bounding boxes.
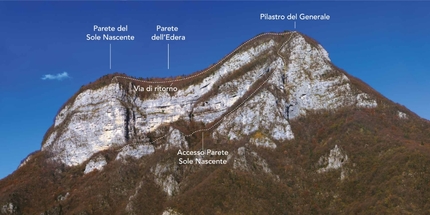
[41,40,275,167]
[40,32,377,170]
[398,111,408,119]
[116,144,155,160]
[84,155,107,174]
[152,162,179,196]
[233,146,274,177]
[317,145,349,180]
[162,208,183,215]
[163,127,189,150]
[249,136,277,149]
[213,89,294,141]
[281,34,356,119]
[193,61,272,124]
[42,84,127,166]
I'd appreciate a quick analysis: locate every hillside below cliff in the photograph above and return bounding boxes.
[1,31,430,215]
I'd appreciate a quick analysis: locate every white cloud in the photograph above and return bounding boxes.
[41,72,70,81]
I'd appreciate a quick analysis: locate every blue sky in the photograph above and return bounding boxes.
[1,1,429,179]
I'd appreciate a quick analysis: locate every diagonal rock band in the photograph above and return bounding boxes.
[112,32,296,149]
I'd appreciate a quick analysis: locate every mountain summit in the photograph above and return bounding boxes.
[1,31,430,215]
[40,31,376,167]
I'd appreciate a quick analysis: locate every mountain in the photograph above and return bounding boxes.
[1,31,430,215]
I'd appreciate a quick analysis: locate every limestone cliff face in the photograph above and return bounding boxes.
[41,84,129,166]
[6,31,430,215]
[37,31,377,171]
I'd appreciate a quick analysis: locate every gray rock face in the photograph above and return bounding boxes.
[84,155,107,174]
[37,32,377,169]
[42,84,128,166]
[233,146,272,173]
[233,146,279,180]
[277,34,376,119]
[249,135,277,149]
[116,144,155,161]
[161,127,189,150]
[317,145,350,180]
[162,208,183,215]
[317,145,348,173]
[398,111,408,119]
[152,162,179,196]
[1,203,16,215]
[213,89,294,141]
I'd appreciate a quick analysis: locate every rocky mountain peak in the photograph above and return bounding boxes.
[34,31,378,169]
[3,30,430,215]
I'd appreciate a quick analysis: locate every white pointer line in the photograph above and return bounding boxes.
[167,43,170,69]
[109,44,112,69]
[294,21,296,29]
